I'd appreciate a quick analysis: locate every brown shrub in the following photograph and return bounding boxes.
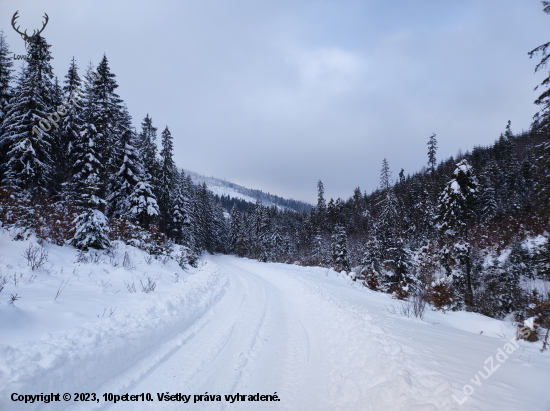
[426,276,454,311]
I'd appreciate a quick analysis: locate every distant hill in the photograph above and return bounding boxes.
[184,169,313,213]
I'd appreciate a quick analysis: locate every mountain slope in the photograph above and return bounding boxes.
[184,169,312,212]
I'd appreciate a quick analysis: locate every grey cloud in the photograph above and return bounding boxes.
[0,0,547,202]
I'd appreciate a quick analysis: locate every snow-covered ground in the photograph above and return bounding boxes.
[1,232,549,410]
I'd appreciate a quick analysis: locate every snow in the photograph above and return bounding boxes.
[184,170,261,204]
[524,317,538,330]
[184,169,309,211]
[450,181,460,194]
[1,233,549,410]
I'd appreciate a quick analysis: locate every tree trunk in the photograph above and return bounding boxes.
[466,252,474,308]
[541,328,549,353]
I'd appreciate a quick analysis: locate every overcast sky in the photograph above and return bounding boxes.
[1,0,549,203]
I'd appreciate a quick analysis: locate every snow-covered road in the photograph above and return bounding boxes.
[100,256,549,411]
[2,250,549,411]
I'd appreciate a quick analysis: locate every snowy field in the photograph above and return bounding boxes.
[0,231,549,411]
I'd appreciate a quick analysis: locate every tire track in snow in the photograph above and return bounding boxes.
[217,258,312,410]
[102,258,276,411]
[220,258,459,411]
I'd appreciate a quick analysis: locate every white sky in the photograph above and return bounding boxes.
[1,0,549,203]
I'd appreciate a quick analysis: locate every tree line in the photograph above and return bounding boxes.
[0,32,226,264]
[1,3,550,332]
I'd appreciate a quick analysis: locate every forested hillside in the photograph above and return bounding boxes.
[184,169,312,212]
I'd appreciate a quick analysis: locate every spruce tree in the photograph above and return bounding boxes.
[529,1,550,138]
[106,105,158,221]
[427,133,438,176]
[1,36,55,197]
[436,159,478,237]
[385,237,415,296]
[271,226,284,261]
[436,159,478,306]
[138,114,160,195]
[535,222,550,281]
[229,203,242,253]
[532,141,550,217]
[312,229,325,264]
[330,225,349,272]
[258,205,272,262]
[170,170,192,245]
[317,180,326,230]
[193,182,213,253]
[68,71,110,250]
[360,238,382,289]
[376,159,400,253]
[126,179,160,227]
[159,126,175,234]
[0,30,13,141]
[213,202,228,253]
[479,172,498,221]
[88,55,123,199]
[528,3,550,217]
[483,257,522,317]
[59,57,85,200]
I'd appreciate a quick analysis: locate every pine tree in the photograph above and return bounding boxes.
[330,225,349,272]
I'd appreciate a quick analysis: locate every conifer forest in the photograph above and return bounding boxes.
[1,9,550,329]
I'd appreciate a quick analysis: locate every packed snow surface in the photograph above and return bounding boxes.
[0,233,549,410]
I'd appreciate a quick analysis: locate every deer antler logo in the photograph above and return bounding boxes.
[11,11,49,52]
